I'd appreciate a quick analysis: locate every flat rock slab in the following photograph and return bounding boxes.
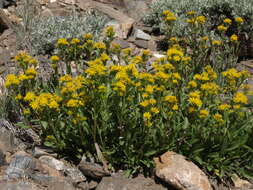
[96,175,167,190]
[154,151,212,190]
[0,181,43,190]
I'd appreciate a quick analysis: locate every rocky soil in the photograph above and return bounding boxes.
[1,0,253,189]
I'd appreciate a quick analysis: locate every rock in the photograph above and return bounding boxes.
[77,182,89,190]
[134,40,148,49]
[39,156,66,171]
[0,149,5,166]
[0,0,16,8]
[5,151,36,179]
[153,53,165,59]
[96,175,167,190]
[0,120,16,153]
[77,0,134,39]
[64,167,86,184]
[154,151,212,190]
[105,19,133,39]
[113,39,130,49]
[133,28,151,41]
[88,180,98,189]
[123,0,150,21]
[48,179,76,190]
[231,174,253,189]
[0,9,12,33]
[0,181,43,190]
[32,146,57,158]
[78,160,110,179]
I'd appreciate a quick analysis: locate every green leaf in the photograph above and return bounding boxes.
[144,150,157,157]
[16,122,30,129]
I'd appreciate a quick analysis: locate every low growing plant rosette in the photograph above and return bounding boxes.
[4,26,253,181]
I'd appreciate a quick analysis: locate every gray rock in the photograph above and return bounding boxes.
[123,0,150,22]
[96,175,167,190]
[134,40,148,49]
[48,179,76,190]
[77,182,89,190]
[39,156,66,171]
[78,160,110,179]
[113,39,130,49]
[0,181,43,190]
[64,167,86,184]
[133,28,151,41]
[32,146,57,158]
[5,152,36,179]
[0,120,17,153]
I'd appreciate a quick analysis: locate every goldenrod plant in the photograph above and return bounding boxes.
[4,25,253,181]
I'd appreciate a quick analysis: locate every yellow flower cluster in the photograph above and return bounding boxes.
[24,92,62,111]
[85,58,106,76]
[163,10,177,22]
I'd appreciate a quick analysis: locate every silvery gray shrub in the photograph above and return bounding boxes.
[27,11,109,54]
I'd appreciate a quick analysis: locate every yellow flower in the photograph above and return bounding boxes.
[140,100,150,107]
[57,38,69,46]
[188,80,197,88]
[25,68,37,77]
[100,53,110,62]
[188,106,196,113]
[201,36,209,41]
[98,85,107,93]
[167,48,184,58]
[196,16,206,24]
[83,33,93,40]
[48,101,59,109]
[143,112,152,120]
[218,104,231,111]
[149,98,157,105]
[151,107,159,114]
[199,109,209,118]
[145,85,155,94]
[71,38,80,44]
[18,74,29,81]
[131,56,143,65]
[164,95,178,103]
[93,42,106,49]
[122,48,132,56]
[104,26,115,38]
[217,25,228,31]
[66,99,82,108]
[235,17,244,23]
[230,34,238,42]
[233,92,248,104]
[212,40,221,46]
[223,18,232,25]
[5,74,20,87]
[233,104,241,110]
[189,97,202,107]
[113,81,126,94]
[189,90,201,98]
[172,104,179,111]
[50,55,60,62]
[213,113,224,123]
[24,92,36,102]
[186,11,196,16]
[200,82,219,95]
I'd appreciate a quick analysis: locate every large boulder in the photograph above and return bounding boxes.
[154,151,212,190]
